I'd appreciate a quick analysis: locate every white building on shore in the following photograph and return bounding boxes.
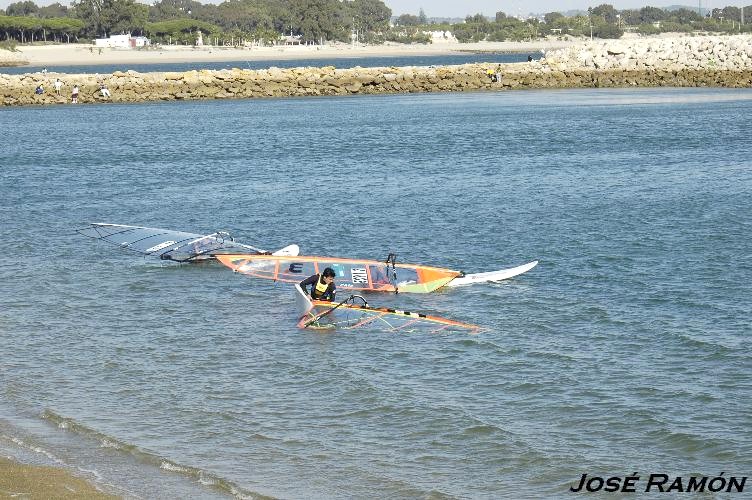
[94,33,151,48]
[425,31,457,43]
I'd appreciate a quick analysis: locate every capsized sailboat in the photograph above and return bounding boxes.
[217,253,537,293]
[295,286,480,334]
[76,223,299,262]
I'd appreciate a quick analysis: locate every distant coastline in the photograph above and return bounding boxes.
[2,39,577,68]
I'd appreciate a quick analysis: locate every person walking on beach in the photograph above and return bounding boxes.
[299,267,336,302]
[71,85,79,104]
[53,78,63,95]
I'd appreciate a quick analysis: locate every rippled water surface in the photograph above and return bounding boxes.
[0,52,536,75]
[1,87,751,499]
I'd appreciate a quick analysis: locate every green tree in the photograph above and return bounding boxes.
[72,0,147,37]
[713,6,741,23]
[591,4,617,23]
[396,13,419,26]
[6,1,39,17]
[146,18,221,43]
[418,7,427,24]
[347,0,390,32]
[101,0,148,35]
[71,0,104,36]
[0,15,40,41]
[619,9,640,26]
[149,0,203,22]
[44,16,84,41]
[289,0,346,43]
[38,3,69,19]
[592,20,622,38]
[466,13,487,24]
[668,8,701,25]
[639,6,666,23]
[213,2,273,33]
[544,12,564,25]
[453,13,491,42]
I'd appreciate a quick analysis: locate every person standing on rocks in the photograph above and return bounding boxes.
[71,85,79,104]
[54,78,63,95]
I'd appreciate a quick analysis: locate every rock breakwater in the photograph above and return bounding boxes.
[542,34,752,71]
[2,35,751,106]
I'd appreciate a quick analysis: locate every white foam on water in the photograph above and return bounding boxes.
[99,438,121,449]
[160,460,189,473]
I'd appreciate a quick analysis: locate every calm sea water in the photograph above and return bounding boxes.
[1,87,750,499]
[0,52,536,75]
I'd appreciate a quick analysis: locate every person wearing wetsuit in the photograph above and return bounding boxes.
[299,267,336,301]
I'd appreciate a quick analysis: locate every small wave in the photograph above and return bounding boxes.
[99,438,121,450]
[160,460,189,473]
[463,424,502,436]
[40,409,271,500]
[198,473,216,486]
[654,429,738,458]
[5,435,64,465]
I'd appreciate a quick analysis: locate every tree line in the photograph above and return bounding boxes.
[0,1,750,46]
[0,0,392,45]
[424,4,752,42]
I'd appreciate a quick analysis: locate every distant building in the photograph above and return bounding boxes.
[283,35,302,45]
[424,31,457,43]
[94,33,150,48]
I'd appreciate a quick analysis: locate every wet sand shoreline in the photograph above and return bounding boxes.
[0,456,118,499]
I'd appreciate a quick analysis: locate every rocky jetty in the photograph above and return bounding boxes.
[2,35,751,106]
[541,34,752,71]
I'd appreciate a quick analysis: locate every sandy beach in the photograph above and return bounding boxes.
[0,456,117,499]
[10,39,578,67]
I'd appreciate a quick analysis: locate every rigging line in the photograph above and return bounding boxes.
[206,231,266,254]
[77,225,144,239]
[104,230,177,248]
[349,311,387,329]
[385,252,398,294]
[390,318,421,331]
[302,295,356,328]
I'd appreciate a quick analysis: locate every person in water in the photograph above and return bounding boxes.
[299,267,336,301]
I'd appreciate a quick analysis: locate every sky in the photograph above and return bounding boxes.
[383,1,749,17]
[0,0,749,16]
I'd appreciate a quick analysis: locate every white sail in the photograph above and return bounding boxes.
[77,223,275,262]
